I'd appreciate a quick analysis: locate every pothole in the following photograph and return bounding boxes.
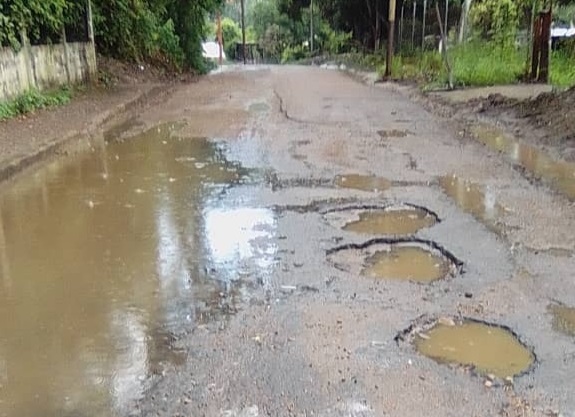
[412,318,535,379]
[327,239,461,283]
[334,174,391,192]
[323,204,439,236]
[548,303,575,337]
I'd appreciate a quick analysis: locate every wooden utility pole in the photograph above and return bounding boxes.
[240,0,246,64]
[531,0,552,82]
[385,0,397,77]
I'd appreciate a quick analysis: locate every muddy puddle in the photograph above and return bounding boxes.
[328,240,460,284]
[0,123,276,417]
[439,175,504,232]
[334,174,391,192]
[415,320,535,378]
[549,304,575,337]
[472,126,575,200]
[324,205,438,236]
[363,246,450,282]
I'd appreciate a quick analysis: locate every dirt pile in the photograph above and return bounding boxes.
[513,86,575,145]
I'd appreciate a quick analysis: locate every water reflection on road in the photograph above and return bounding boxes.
[0,123,276,417]
[472,126,575,200]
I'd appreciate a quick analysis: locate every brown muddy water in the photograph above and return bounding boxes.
[472,126,575,200]
[334,174,391,192]
[341,207,437,235]
[549,304,575,337]
[415,321,534,378]
[328,240,459,284]
[439,175,504,232]
[0,124,276,417]
[362,246,451,283]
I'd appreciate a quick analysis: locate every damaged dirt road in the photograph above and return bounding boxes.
[1,66,575,417]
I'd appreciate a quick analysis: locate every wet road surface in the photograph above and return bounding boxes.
[1,66,575,417]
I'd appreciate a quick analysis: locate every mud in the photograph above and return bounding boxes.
[415,320,535,378]
[512,87,575,158]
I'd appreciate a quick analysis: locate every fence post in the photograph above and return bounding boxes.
[531,14,542,80]
[538,9,551,82]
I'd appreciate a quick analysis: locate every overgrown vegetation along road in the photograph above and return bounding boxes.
[0,0,221,71]
[0,87,72,121]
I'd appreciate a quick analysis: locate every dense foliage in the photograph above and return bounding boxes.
[1,0,573,83]
[0,0,222,71]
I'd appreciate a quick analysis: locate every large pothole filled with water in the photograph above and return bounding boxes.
[334,174,391,192]
[323,204,439,236]
[327,239,461,283]
[406,318,535,379]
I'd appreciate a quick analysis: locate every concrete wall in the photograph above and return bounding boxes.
[0,41,97,101]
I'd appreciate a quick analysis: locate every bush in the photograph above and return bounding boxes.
[386,51,443,83]
[155,19,184,68]
[319,25,352,55]
[221,17,242,60]
[281,44,307,63]
[0,88,71,121]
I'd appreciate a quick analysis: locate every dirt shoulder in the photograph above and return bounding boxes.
[0,55,201,183]
[427,84,575,163]
[0,82,175,183]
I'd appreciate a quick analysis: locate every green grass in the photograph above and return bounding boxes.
[0,87,72,121]
[383,41,575,89]
[550,50,575,88]
[448,43,525,87]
